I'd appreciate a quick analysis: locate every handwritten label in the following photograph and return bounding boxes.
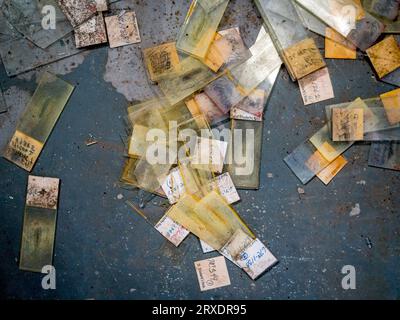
[26,176,60,210]
[284,38,326,80]
[160,167,186,205]
[332,108,364,141]
[380,88,400,125]
[155,215,189,247]
[237,239,278,280]
[298,67,334,105]
[105,11,141,48]
[221,229,253,261]
[144,42,180,82]
[367,36,400,79]
[211,173,240,204]
[194,256,231,291]
[4,130,44,172]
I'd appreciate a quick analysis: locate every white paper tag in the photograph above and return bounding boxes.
[160,167,186,204]
[230,107,263,121]
[236,239,278,280]
[220,229,253,261]
[155,215,189,247]
[298,67,334,105]
[194,256,231,291]
[211,173,240,204]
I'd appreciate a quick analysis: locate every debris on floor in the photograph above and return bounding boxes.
[1,0,400,292]
[85,134,98,146]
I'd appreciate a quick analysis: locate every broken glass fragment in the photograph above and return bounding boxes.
[0,12,84,76]
[1,0,73,49]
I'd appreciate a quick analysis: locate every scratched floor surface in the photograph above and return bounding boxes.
[0,0,399,299]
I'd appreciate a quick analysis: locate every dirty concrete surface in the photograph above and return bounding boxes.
[0,0,399,299]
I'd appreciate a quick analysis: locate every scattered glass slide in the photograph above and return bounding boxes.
[228,120,264,189]
[325,97,400,138]
[368,141,400,171]
[167,190,254,251]
[20,176,60,273]
[284,140,331,184]
[294,0,384,50]
[0,10,83,76]
[362,0,399,21]
[1,0,73,49]
[158,56,221,106]
[254,0,325,81]
[176,0,230,59]
[204,27,282,114]
[3,72,74,171]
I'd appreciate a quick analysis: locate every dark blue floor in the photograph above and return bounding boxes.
[0,0,399,299]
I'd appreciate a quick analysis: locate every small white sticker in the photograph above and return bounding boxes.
[155,215,189,247]
[230,107,263,121]
[237,239,278,280]
[221,229,253,261]
[194,256,231,291]
[160,167,186,204]
[298,67,334,105]
[212,173,240,204]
